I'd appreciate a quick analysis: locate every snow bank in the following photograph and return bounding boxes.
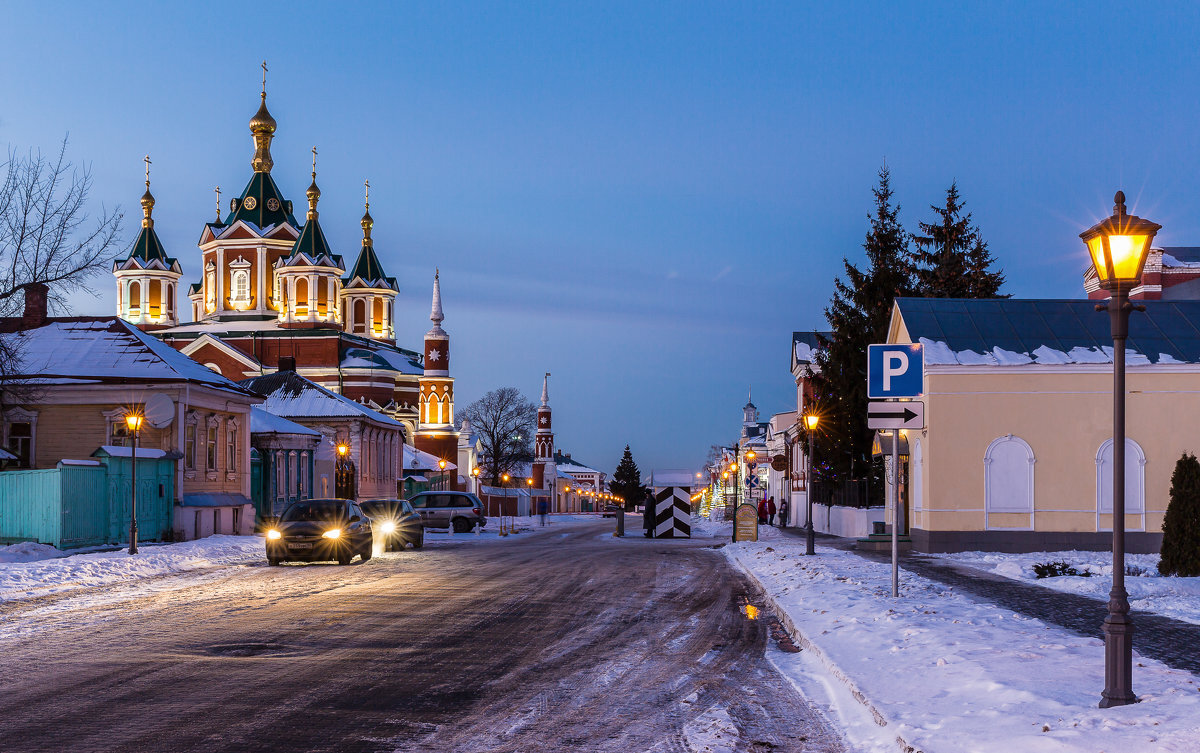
[933,550,1200,625]
[0,542,62,564]
[726,536,1200,753]
[0,535,263,603]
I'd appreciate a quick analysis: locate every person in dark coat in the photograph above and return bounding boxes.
[757,498,768,524]
[766,496,778,526]
[537,498,548,526]
[643,493,654,537]
[779,498,789,527]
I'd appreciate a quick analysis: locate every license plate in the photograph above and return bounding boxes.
[287,542,313,549]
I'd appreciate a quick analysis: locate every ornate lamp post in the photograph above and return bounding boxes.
[1081,190,1160,708]
[802,411,820,555]
[125,411,144,555]
[471,466,481,495]
[438,458,447,491]
[500,473,511,535]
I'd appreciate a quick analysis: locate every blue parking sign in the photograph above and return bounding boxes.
[868,344,923,398]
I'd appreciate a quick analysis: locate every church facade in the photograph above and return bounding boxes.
[113,76,461,483]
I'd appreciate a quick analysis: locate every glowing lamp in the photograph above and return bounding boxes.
[804,413,820,431]
[125,412,144,433]
[439,459,447,470]
[336,443,349,457]
[1081,191,1161,292]
[746,451,756,460]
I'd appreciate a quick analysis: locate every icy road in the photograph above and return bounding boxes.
[0,519,846,753]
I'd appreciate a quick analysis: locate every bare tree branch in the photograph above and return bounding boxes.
[461,387,537,485]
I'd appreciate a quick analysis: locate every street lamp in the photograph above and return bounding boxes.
[471,466,481,495]
[802,411,820,555]
[501,473,511,535]
[1082,190,1160,709]
[125,411,143,555]
[438,458,447,491]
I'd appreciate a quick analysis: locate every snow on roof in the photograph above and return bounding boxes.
[240,371,401,426]
[1160,247,1200,267]
[93,445,177,459]
[157,317,290,335]
[792,331,830,364]
[249,406,320,436]
[897,298,1200,366]
[554,455,601,474]
[340,347,423,375]
[402,444,456,471]
[1,319,254,395]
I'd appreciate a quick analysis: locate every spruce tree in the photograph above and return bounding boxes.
[910,182,1006,298]
[811,166,915,480]
[1160,452,1200,577]
[610,445,642,510]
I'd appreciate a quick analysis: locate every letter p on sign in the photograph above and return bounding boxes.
[868,344,923,398]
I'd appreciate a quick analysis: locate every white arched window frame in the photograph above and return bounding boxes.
[983,434,1035,530]
[1096,438,1146,532]
[911,437,924,515]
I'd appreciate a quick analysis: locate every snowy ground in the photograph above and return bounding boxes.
[698,515,1200,753]
[0,535,263,603]
[0,516,607,604]
[931,549,1200,625]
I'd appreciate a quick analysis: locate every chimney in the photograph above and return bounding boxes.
[22,283,48,330]
[278,356,296,372]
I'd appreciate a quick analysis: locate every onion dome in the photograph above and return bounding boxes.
[249,93,277,135]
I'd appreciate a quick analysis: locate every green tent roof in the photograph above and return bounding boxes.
[287,214,342,267]
[225,171,299,229]
[124,224,177,267]
[345,244,397,289]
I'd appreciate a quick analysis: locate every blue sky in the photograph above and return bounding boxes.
[4,2,1200,475]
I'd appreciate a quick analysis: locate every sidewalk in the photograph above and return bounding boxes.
[778,527,1200,675]
[713,520,1200,753]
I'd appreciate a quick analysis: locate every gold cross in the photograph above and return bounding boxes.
[261,60,268,96]
[143,155,151,187]
[311,145,317,179]
[214,186,221,221]
[364,179,370,209]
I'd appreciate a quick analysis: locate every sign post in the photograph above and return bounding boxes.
[733,503,759,542]
[868,343,924,598]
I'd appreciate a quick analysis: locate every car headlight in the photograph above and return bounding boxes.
[380,521,396,534]
[267,530,281,540]
[323,529,341,539]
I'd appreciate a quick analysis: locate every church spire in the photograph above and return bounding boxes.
[361,179,373,241]
[305,146,320,221]
[541,372,550,407]
[140,154,155,229]
[249,61,277,173]
[429,269,445,333]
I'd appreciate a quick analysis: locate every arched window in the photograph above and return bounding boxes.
[1096,438,1146,531]
[372,297,383,335]
[353,299,366,334]
[911,438,924,513]
[984,435,1035,530]
[128,280,142,314]
[167,282,175,318]
[230,268,251,307]
[295,278,309,315]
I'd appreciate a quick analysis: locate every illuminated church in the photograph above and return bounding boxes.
[113,71,460,476]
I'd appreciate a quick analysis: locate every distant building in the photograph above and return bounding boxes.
[1086,247,1200,300]
[785,331,830,527]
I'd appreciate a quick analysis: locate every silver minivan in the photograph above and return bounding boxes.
[407,491,487,533]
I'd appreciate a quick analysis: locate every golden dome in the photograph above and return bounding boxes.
[140,188,155,228]
[361,208,374,239]
[249,94,277,134]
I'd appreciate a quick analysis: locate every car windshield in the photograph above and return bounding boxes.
[281,500,348,522]
[360,500,401,517]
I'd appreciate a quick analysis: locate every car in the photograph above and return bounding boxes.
[406,491,487,533]
[360,498,424,551]
[265,498,374,566]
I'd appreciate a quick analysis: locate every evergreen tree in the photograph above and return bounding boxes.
[610,445,642,510]
[910,182,1006,298]
[1160,452,1200,577]
[811,166,915,480]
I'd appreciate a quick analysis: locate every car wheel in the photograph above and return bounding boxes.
[452,517,471,534]
[267,557,280,566]
[337,552,352,566]
[412,533,424,549]
[360,544,372,562]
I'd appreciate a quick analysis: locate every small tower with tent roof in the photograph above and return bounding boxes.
[340,180,398,340]
[114,156,182,329]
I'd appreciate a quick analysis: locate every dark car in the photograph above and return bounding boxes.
[360,499,424,551]
[265,498,373,566]
[407,491,487,533]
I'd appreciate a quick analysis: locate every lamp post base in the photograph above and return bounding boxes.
[1099,612,1137,707]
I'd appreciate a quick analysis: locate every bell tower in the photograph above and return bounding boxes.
[532,372,554,489]
[414,270,460,485]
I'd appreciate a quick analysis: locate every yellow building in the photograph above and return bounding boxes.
[889,297,1200,553]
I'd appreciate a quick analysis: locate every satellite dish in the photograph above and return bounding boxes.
[144,393,175,429]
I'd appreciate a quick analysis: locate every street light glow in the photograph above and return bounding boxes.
[125,412,143,432]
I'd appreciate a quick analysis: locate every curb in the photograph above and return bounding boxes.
[726,548,923,753]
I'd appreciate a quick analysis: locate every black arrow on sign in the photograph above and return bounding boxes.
[868,406,918,422]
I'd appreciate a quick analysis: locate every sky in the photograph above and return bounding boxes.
[5,2,1200,476]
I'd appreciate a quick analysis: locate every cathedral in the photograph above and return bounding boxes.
[113,72,460,481]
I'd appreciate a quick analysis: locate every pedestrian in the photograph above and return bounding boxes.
[767,496,777,526]
[537,498,548,527]
[757,497,768,524]
[779,498,789,527]
[643,494,654,538]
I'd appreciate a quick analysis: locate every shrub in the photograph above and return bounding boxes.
[1160,452,1200,576]
[1033,560,1089,579]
